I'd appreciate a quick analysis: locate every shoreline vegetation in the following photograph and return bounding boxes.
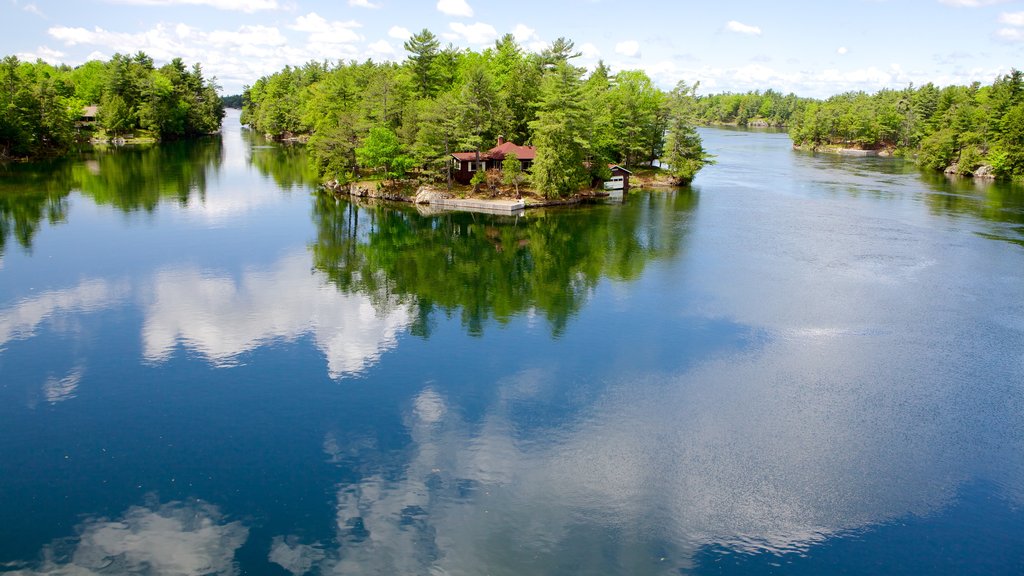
[3,44,1021,187]
[239,32,712,201]
[0,53,223,161]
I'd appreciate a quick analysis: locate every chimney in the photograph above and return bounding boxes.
[497,135,505,146]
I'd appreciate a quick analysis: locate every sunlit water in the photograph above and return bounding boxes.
[1,112,1023,575]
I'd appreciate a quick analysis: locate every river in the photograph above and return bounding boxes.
[1,110,1023,575]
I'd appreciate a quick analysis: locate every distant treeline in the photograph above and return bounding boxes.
[241,32,711,197]
[788,71,1024,178]
[220,94,243,108]
[692,89,812,128]
[0,53,224,159]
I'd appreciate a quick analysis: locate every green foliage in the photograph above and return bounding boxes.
[356,126,412,179]
[501,152,526,194]
[530,61,591,198]
[662,81,713,184]
[693,89,811,128]
[787,70,1024,178]
[470,168,487,188]
[243,33,708,193]
[0,53,223,158]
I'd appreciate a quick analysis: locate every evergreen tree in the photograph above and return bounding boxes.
[404,29,440,98]
[530,61,591,198]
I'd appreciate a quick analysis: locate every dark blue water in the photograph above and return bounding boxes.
[1,112,1023,575]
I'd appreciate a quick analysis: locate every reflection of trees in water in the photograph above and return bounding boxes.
[0,160,75,256]
[919,172,1024,246]
[243,128,320,190]
[0,137,223,256]
[76,138,223,212]
[310,191,698,336]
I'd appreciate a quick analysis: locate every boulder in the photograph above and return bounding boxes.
[944,163,959,175]
[974,164,996,179]
[413,186,452,204]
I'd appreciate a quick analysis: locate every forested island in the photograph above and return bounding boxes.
[689,72,1024,180]
[241,32,711,199]
[0,53,223,160]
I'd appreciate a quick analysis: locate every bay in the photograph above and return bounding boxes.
[1,110,1022,575]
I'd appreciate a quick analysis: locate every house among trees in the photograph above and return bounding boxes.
[78,105,99,126]
[451,137,535,184]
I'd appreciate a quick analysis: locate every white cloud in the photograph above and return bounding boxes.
[614,40,640,58]
[368,39,396,57]
[996,27,1024,41]
[348,0,380,7]
[447,21,497,45]
[16,45,65,64]
[938,0,1009,6]
[437,0,472,17]
[511,23,537,43]
[837,46,848,55]
[579,42,600,59]
[999,11,1024,25]
[23,3,45,17]
[388,25,411,40]
[725,20,762,35]
[289,12,363,44]
[107,0,280,11]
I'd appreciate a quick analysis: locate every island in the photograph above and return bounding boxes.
[240,32,712,202]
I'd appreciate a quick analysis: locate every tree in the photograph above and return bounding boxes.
[530,61,591,198]
[404,28,440,98]
[501,152,526,196]
[661,81,712,185]
[356,126,412,180]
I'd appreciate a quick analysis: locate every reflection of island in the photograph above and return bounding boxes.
[919,172,1024,247]
[0,138,223,257]
[0,161,75,257]
[244,128,321,191]
[311,191,698,336]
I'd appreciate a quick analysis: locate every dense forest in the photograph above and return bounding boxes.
[241,32,711,197]
[788,71,1024,178]
[692,89,812,128]
[0,53,224,159]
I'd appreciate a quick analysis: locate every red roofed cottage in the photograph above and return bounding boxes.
[451,137,535,184]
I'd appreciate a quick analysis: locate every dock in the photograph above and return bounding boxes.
[429,197,525,215]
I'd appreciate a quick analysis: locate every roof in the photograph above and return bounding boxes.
[452,140,536,162]
[608,164,632,174]
[81,105,99,118]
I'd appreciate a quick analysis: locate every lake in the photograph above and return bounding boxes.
[1,110,1023,575]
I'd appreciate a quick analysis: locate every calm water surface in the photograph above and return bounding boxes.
[1,111,1023,575]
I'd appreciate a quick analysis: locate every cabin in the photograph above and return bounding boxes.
[451,137,536,184]
[78,105,99,126]
[603,164,632,191]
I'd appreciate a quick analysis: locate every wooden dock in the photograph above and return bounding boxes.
[429,197,525,215]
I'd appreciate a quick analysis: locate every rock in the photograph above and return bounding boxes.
[413,186,452,204]
[974,164,996,179]
[944,163,959,175]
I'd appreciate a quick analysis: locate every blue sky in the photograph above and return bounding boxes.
[2,0,1022,97]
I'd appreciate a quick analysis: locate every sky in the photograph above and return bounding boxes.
[2,0,1023,98]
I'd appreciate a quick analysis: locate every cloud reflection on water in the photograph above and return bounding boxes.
[6,500,248,576]
[141,252,411,378]
[269,317,1024,574]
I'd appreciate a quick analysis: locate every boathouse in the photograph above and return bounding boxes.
[604,164,632,190]
[451,137,536,184]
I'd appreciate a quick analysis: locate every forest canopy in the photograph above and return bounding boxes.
[241,32,711,196]
[0,52,224,159]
